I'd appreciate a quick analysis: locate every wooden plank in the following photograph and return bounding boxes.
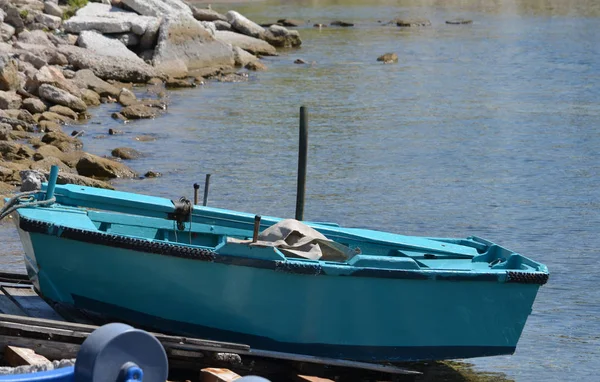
[0,335,79,360]
[0,290,26,316]
[294,376,335,382]
[0,285,64,321]
[4,346,51,366]
[200,368,241,382]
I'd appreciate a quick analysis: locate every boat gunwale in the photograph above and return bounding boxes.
[15,214,549,285]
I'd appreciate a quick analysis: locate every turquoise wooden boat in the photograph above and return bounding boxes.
[7,169,548,363]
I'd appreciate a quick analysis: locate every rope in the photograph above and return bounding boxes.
[0,191,56,221]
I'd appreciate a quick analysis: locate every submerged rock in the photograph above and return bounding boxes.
[120,104,158,119]
[446,18,473,25]
[377,53,398,64]
[111,147,141,160]
[263,25,301,48]
[330,20,354,27]
[395,18,431,27]
[214,31,277,56]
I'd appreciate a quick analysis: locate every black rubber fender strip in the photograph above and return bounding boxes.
[507,271,549,285]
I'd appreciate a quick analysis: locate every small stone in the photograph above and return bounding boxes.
[108,128,123,135]
[245,61,267,71]
[313,23,327,28]
[277,19,303,27]
[134,135,155,142]
[330,20,354,27]
[377,52,398,64]
[144,170,161,178]
[118,88,137,106]
[111,112,127,122]
[446,18,473,25]
[395,18,431,27]
[294,59,307,64]
[44,2,63,18]
[165,78,196,88]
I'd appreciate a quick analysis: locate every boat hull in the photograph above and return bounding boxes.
[16,224,541,362]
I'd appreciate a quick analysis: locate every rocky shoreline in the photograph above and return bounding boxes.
[0,0,302,197]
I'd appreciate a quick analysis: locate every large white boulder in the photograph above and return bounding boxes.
[77,31,141,61]
[120,0,192,17]
[152,14,234,78]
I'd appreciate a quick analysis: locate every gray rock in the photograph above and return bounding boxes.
[20,52,47,69]
[377,52,398,63]
[214,31,277,56]
[73,69,120,97]
[446,18,473,25]
[120,0,192,17]
[27,65,81,98]
[22,97,47,113]
[264,25,301,48]
[0,54,20,91]
[276,18,303,27]
[330,20,354,27]
[3,5,24,32]
[49,104,78,120]
[63,16,132,34]
[117,87,136,106]
[47,51,68,66]
[153,14,235,78]
[19,170,44,191]
[200,21,216,36]
[17,58,38,78]
[120,104,157,119]
[57,172,114,189]
[232,46,257,67]
[245,60,267,71]
[226,11,265,39]
[35,13,61,30]
[77,31,140,61]
[43,2,63,18]
[17,109,35,125]
[74,3,112,17]
[17,29,52,46]
[76,153,137,179]
[64,7,158,35]
[107,32,140,47]
[0,90,21,109]
[0,9,5,24]
[41,130,82,151]
[111,147,141,160]
[395,18,431,27]
[214,20,232,31]
[0,115,33,131]
[191,7,226,22]
[59,45,158,83]
[139,17,159,50]
[0,23,15,42]
[38,83,87,112]
[80,88,100,106]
